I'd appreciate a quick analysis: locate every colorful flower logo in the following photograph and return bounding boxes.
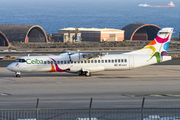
[142,33,171,63]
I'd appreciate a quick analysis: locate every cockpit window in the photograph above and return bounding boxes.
[15,59,26,63]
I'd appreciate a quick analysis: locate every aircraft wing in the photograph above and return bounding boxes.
[82,52,105,59]
[61,50,105,61]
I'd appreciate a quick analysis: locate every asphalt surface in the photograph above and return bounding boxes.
[1,65,180,109]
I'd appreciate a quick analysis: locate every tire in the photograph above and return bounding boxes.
[85,72,91,77]
[16,74,20,77]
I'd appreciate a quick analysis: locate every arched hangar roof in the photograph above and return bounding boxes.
[122,23,161,41]
[0,31,10,46]
[0,25,48,43]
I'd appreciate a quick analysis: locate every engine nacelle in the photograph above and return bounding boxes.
[70,53,85,61]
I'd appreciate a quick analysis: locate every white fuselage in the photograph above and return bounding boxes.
[7,52,171,74]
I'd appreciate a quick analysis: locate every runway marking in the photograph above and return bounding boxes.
[0,77,15,81]
[99,77,130,79]
[124,94,180,97]
[56,82,62,83]
[0,93,11,96]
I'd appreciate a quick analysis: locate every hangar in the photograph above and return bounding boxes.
[0,25,48,45]
[0,31,9,46]
[122,23,161,41]
[58,27,124,42]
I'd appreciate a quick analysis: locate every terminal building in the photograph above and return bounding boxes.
[52,27,124,42]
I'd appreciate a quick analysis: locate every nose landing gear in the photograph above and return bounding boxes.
[15,72,21,77]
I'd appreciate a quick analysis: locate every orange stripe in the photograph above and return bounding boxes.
[49,62,56,72]
[147,39,156,46]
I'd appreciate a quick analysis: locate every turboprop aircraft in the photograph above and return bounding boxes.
[7,28,173,77]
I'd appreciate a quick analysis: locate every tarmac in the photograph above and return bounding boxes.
[1,65,180,109]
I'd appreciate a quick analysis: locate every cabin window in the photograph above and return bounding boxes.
[88,60,90,63]
[64,61,66,64]
[121,59,123,63]
[61,61,63,64]
[44,61,47,64]
[51,61,53,64]
[115,59,117,63]
[95,60,97,63]
[48,61,50,64]
[118,59,120,63]
[81,61,83,63]
[125,59,127,62]
[98,60,100,63]
[54,61,56,64]
[84,60,87,63]
[67,61,70,64]
[108,60,111,63]
[71,61,73,64]
[74,61,76,64]
[102,60,104,63]
[112,60,114,63]
[91,60,93,63]
[105,60,107,63]
[78,61,80,63]
[57,61,60,64]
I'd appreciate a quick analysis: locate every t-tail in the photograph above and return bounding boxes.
[125,28,173,68]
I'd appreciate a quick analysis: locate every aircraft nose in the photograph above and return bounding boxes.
[7,64,14,71]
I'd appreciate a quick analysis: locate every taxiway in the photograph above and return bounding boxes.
[0,65,180,109]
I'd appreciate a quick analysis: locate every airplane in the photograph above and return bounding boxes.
[7,28,173,77]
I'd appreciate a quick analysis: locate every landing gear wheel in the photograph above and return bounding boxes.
[16,74,20,77]
[85,71,91,77]
[78,70,84,76]
[15,72,21,78]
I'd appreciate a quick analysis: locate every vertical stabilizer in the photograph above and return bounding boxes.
[143,28,173,62]
[125,28,173,63]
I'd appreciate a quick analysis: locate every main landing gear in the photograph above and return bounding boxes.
[15,72,21,77]
[78,70,91,77]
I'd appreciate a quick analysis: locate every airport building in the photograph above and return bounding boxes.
[55,27,125,42]
[122,23,161,41]
[0,31,9,46]
[0,23,163,46]
[0,25,48,46]
[52,32,81,43]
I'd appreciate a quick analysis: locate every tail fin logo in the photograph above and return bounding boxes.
[142,28,173,63]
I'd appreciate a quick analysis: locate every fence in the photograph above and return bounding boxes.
[1,98,180,120]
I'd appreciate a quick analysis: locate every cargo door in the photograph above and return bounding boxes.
[129,56,134,69]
